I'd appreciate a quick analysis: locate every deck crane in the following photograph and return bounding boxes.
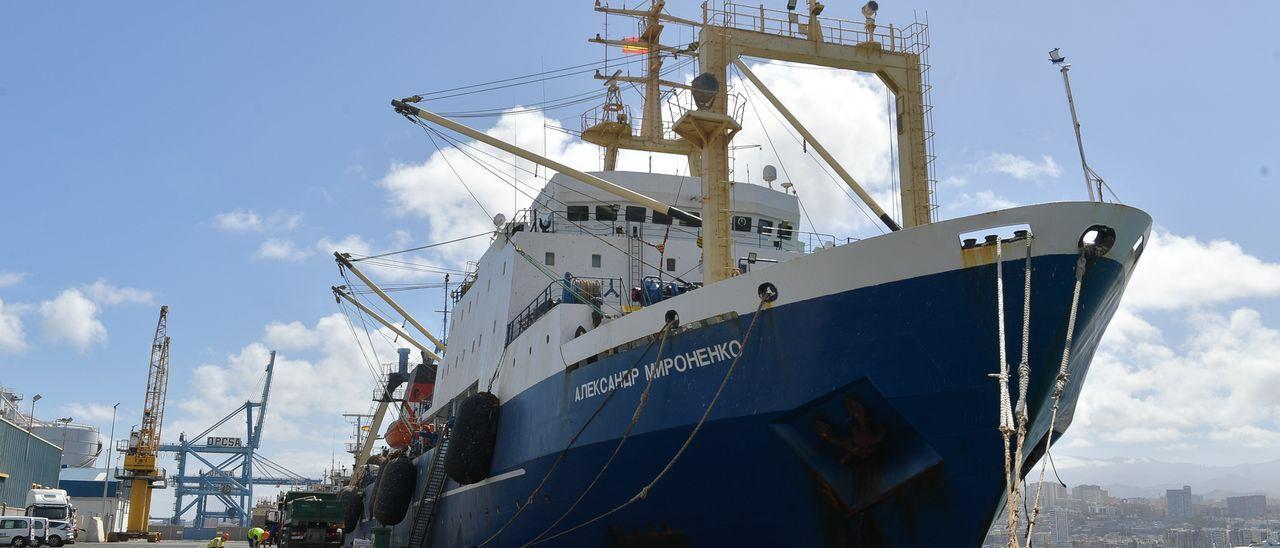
[112,305,171,542]
[331,252,442,487]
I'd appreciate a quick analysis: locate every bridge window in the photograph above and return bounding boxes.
[625,206,646,222]
[651,210,671,225]
[595,205,618,221]
[758,218,774,235]
[679,215,701,227]
[778,221,793,240]
[592,254,602,268]
[567,206,589,221]
[666,258,677,272]
[545,252,555,266]
[732,215,752,232]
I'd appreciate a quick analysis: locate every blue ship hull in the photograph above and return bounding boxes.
[358,250,1128,547]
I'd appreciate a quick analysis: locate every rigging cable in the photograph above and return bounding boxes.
[478,329,673,547]
[423,126,493,219]
[419,122,698,284]
[410,52,656,101]
[732,64,885,234]
[529,298,770,545]
[350,231,494,261]
[737,65,819,235]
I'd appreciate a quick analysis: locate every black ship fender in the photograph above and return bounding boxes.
[372,456,417,526]
[445,391,502,485]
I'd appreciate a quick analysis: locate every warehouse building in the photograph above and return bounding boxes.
[0,414,63,514]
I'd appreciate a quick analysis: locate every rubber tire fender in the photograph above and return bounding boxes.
[444,392,502,485]
[371,455,417,526]
[341,487,365,532]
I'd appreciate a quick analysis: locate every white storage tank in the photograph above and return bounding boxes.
[32,422,102,468]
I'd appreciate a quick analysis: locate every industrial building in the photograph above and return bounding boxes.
[0,410,63,513]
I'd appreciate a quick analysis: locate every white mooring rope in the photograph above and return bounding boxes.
[1024,253,1088,543]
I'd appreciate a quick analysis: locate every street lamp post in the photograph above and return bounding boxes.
[22,394,43,467]
[102,403,119,535]
[55,417,73,488]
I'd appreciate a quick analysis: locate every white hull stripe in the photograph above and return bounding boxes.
[442,468,527,498]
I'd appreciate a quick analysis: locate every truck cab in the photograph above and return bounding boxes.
[25,489,74,546]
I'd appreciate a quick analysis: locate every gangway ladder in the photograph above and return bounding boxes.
[407,433,452,548]
[627,224,644,299]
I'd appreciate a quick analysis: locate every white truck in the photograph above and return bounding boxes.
[24,489,75,546]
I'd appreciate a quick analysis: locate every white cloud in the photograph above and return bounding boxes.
[168,314,408,443]
[944,190,1017,217]
[974,152,1062,181]
[315,234,461,283]
[40,289,107,351]
[61,402,120,423]
[214,209,263,232]
[729,62,898,236]
[0,297,28,353]
[0,272,27,288]
[1061,230,1280,458]
[1072,307,1280,450]
[214,209,303,234]
[316,235,373,258]
[83,279,154,305]
[255,239,314,262]
[1123,230,1280,311]
[263,321,321,351]
[1208,425,1280,448]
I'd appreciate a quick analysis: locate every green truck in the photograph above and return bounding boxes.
[278,490,344,547]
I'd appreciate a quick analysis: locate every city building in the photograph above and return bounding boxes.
[1225,494,1267,518]
[1033,481,1071,508]
[1166,485,1193,520]
[1074,484,1109,504]
[1046,507,1070,547]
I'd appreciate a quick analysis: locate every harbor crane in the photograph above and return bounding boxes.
[160,351,318,535]
[111,306,171,542]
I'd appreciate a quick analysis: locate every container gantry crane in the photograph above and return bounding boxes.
[111,305,171,542]
[160,351,318,537]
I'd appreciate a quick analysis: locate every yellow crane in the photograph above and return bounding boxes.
[111,306,171,543]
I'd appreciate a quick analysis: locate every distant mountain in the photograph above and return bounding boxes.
[1055,457,1280,500]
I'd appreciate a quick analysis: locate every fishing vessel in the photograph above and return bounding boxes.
[337,2,1151,546]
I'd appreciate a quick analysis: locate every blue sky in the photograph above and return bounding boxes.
[3,0,1279,514]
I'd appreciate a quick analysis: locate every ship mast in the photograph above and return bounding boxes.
[584,0,700,173]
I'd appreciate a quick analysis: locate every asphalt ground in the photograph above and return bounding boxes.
[71,543,254,547]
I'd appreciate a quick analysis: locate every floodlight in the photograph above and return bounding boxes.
[787,0,798,10]
[492,213,506,227]
[1049,48,1065,64]
[747,252,758,264]
[691,72,719,110]
[811,1,825,15]
[861,1,879,18]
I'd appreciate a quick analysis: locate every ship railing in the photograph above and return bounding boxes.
[449,263,479,303]
[581,103,635,133]
[666,89,748,128]
[506,275,623,346]
[706,2,929,54]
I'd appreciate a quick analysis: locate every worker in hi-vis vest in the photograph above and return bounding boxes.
[247,527,265,548]
[206,532,225,548]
